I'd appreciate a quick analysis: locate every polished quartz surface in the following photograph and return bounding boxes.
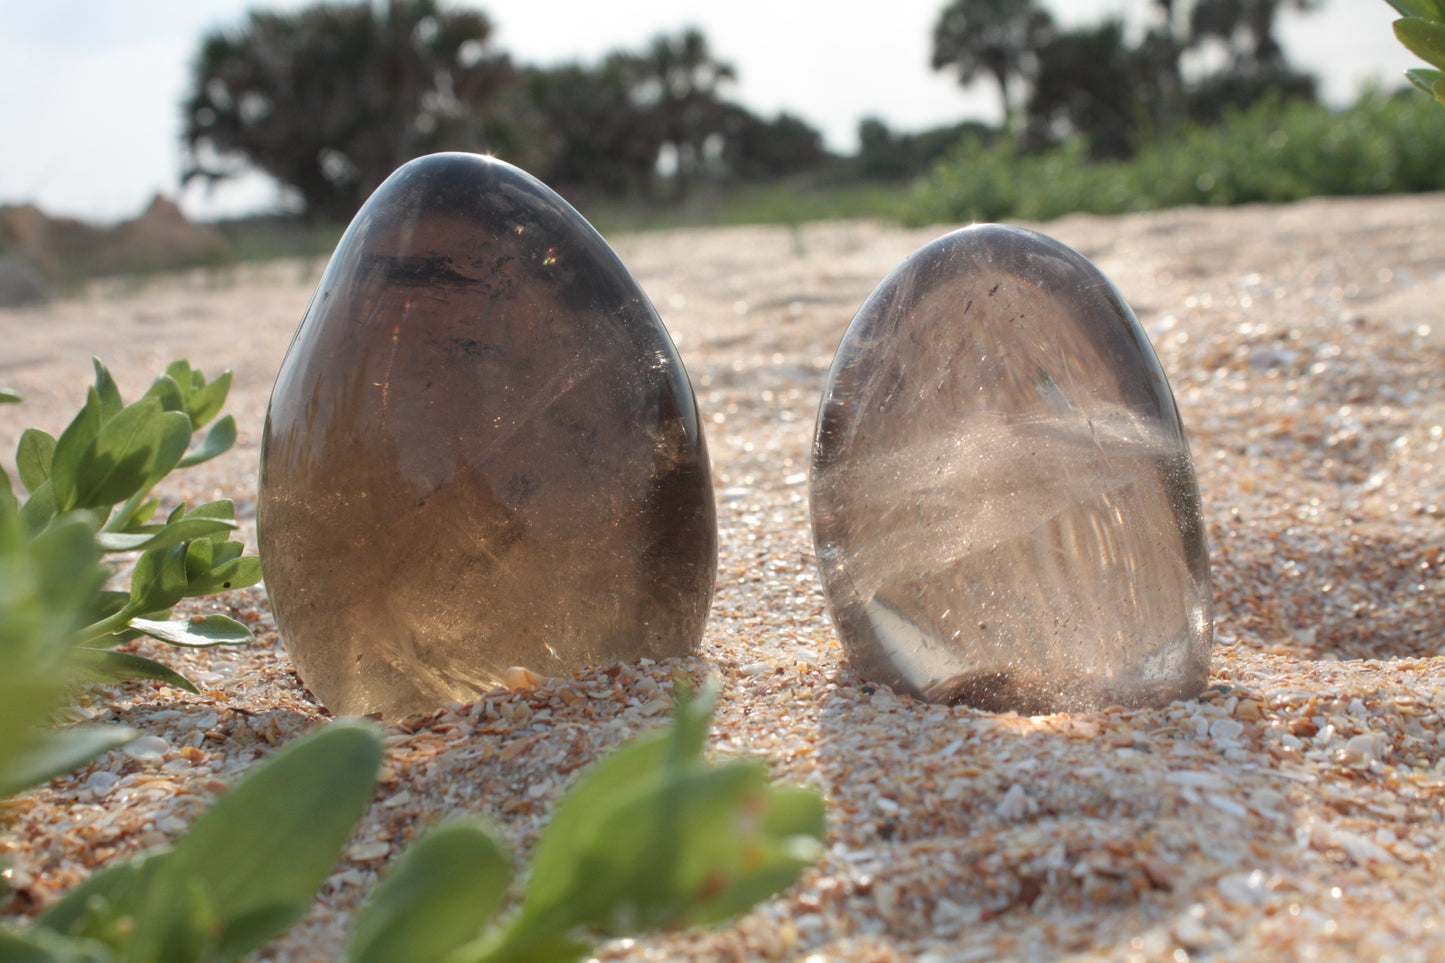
[810,224,1212,712]
[259,153,716,719]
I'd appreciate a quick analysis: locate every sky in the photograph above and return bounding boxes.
[0,0,1415,224]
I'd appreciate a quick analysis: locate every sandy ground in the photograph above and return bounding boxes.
[2,195,1444,961]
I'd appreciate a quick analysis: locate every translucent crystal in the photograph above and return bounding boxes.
[259,153,716,719]
[810,224,1211,712]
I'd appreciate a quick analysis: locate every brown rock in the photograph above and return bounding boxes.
[0,195,231,281]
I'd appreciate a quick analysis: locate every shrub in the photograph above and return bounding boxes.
[2,680,824,963]
[906,90,1445,226]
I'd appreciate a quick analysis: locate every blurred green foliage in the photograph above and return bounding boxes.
[344,680,824,963]
[0,358,260,799]
[3,360,261,698]
[3,681,824,963]
[907,89,1445,225]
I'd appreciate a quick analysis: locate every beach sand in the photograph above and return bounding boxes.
[2,195,1443,960]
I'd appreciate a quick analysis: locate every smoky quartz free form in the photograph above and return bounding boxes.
[810,225,1212,712]
[259,153,716,719]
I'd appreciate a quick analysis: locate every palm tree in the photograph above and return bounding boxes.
[626,28,738,199]
[1185,0,1321,119]
[1189,0,1323,68]
[519,59,662,197]
[931,0,1055,132]
[182,0,512,221]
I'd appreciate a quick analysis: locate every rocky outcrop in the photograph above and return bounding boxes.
[108,196,232,274]
[0,196,232,287]
[0,256,49,307]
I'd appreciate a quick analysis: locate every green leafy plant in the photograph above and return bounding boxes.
[2,720,383,962]
[0,491,134,799]
[3,680,825,963]
[0,359,260,809]
[907,88,1445,226]
[3,359,262,695]
[345,679,825,963]
[1389,0,1445,105]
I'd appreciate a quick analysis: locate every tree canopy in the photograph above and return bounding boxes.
[177,0,1328,221]
[931,0,1056,129]
[181,4,824,219]
[182,0,511,221]
[960,0,1327,159]
[1026,20,1143,159]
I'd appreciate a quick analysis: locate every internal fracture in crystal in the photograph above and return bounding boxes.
[810,224,1212,712]
[259,153,717,719]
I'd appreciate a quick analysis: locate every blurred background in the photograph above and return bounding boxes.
[0,0,1426,293]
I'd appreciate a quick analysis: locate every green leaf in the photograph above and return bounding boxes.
[99,491,162,534]
[70,399,192,510]
[684,783,825,925]
[18,479,58,538]
[67,648,199,694]
[572,761,787,932]
[517,709,704,927]
[142,375,187,414]
[50,387,102,511]
[88,625,155,647]
[451,932,592,963]
[211,540,244,566]
[128,543,190,613]
[185,538,214,582]
[762,785,830,840]
[0,928,52,962]
[164,360,195,394]
[0,725,136,799]
[126,496,162,529]
[1396,16,1445,71]
[130,494,162,526]
[0,682,70,800]
[187,555,264,595]
[36,727,378,959]
[38,848,169,944]
[176,414,237,468]
[91,358,124,422]
[212,902,314,962]
[93,516,236,553]
[130,614,253,648]
[1407,66,1445,95]
[125,720,383,962]
[1433,75,1445,106]
[183,498,237,522]
[80,590,131,628]
[30,512,106,615]
[17,427,57,492]
[0,468,14,517]
[345,821,513,963]
[1386,0,1445,19]
[498,678,823,947]
[186,370,232,428]
[0,388,20,404]
[0,924,114,962]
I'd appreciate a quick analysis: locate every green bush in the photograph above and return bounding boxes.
[2,679,824,963]
[0,360,261,798]
[2,360,262,699]
[907,89,1445,226]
